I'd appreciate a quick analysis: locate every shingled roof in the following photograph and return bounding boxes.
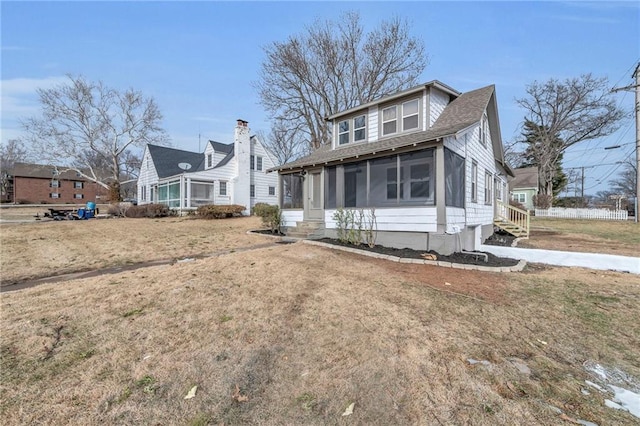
[11,162,98,180]
[148,144,206,178]
[270,85,496,172]
[510,166,539,190]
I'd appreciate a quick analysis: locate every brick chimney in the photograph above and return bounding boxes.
[233,119,251,215]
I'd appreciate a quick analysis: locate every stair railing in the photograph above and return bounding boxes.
[495,200,530,238]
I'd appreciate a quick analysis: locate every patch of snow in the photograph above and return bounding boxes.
[581,388,590,396]
[609,384,640,419]
[576,420,598,426]
[177,258,195,263]
[605,399,625,411]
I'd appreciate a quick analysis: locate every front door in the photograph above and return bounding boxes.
[305,169,324,221]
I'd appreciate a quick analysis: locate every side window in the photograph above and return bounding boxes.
[471,161,478,203]
[219,181,227,196]
[256,156,263,171]
[353,115,366,142]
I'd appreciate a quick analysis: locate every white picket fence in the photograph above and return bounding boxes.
[535,208,628,221]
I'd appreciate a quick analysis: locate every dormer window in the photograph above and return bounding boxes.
[382,106,397,136]
[207,153,213,168]
[338,120,350,145]
[353,115,366,142]
[381,98,421,137]
[337,114,367,146]
[402,99,419,131]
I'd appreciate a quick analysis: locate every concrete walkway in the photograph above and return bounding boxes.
[480,244,640,275]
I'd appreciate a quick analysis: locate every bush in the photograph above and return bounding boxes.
[124,203,171,218]
[196,204,246,219]
[107,203,130,217]
[253,203,282,233]
[509,199,526,211]
[532,194,552,209]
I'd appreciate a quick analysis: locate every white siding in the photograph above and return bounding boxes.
[282,209,303,227]
[250,137,279,208]
[446,207,466,232]
[324,207,437,233]
[368,105,379,142]
[137,146,159,204]
[429,88,450,126]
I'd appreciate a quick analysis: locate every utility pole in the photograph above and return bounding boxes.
[611,62,640,223]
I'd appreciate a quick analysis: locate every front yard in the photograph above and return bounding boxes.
[1,215,639,425]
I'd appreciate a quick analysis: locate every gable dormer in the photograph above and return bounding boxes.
[204,142,215,170]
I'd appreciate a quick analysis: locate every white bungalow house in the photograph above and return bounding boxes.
[269,81,527,254]
[137,120,278,214]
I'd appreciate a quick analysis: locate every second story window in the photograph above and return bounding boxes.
[250,155,255,170]
[338,120,350,145]
[402,99,419,131]
[50,179,60,188]
[207,153,213,168]
[74,181,83,189]
[382,106,397,136]
[353,115,366,142]
[257,156,263,171]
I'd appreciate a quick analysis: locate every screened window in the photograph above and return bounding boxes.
[250,184,255,197]
[402,99,419,131]
[338,120,350,145]
[471,161,478,203]
[343,162,367,208]
[190,182,214,206]
[219,181,227,196]
[484,171,493,204]
[382,106,397,135]
[324,166,337,209]
[282,174,303,209]
[354,115,366,142]
[369,157,397,206]
[445,148,465,208]
[399,150,433,204]
[268,186,275,196]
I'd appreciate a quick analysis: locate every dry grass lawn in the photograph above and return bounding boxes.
[1,215,639,425]
[520,218,640,257]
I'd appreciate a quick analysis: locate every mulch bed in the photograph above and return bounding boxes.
[252,229,519,267]
[483,231,517,247]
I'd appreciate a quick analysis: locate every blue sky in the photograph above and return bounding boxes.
[1,1,638,195]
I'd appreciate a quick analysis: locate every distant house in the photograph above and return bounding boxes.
[10,162,108,204]
[270,81,519,254]
[137,120,279,213]
[509,166,538,211]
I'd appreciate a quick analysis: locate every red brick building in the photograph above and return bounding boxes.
[11,163,108,204]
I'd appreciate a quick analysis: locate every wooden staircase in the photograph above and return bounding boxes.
[494,201,530,238]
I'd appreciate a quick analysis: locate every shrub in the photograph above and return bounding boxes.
[532,194,553,209]
[509,199,526,211]
[196,204,246,219]
[107,203,129,217]
[253,204,282,233]
[124,203,171,218]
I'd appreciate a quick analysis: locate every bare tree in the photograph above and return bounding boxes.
[259,121,311,166]
[256,12,427,151]
[21,75,168,201]
[515,74,626,197]
[609,160,637,197]
[0,139,30,201]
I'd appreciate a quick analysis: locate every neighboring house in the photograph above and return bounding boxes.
[10,162,108,204]
[137,119,278,213]
[270,81,515,254]
[509,166,538,211]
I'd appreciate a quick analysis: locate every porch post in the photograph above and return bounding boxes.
[435,145,446,232]
[186,177,192,208]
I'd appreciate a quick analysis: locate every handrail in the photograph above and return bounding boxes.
[495,200,530,238]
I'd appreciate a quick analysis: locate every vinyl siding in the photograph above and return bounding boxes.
[324,207,438,233]
[429,87,450,127]
[138,146,159,204]
[249,138,279,208]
